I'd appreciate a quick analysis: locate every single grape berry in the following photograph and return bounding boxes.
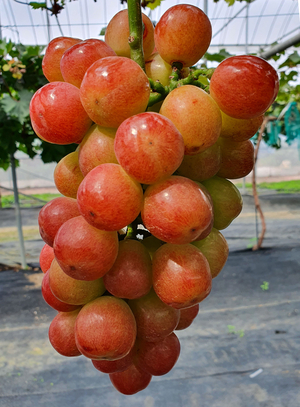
[154,4,212,67]
[210,55,279,119]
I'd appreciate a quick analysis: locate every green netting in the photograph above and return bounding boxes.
[266,121,282,147]
[284,102,300,144]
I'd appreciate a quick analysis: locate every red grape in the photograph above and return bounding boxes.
[38,197,80,247]
[42,36,81,82]
[201,176,243,230]
[53,216,119,281]
[49,309,82,357]
[77,163,143,232]
[39,243,54,273]
[80,56,150,128]
[49,259,105,305]
[142,176,213,244]
[154,5,212,67]
[105,10,155,60]
[160,85,222,155]
[103,239,152,299]
[53,151,84,199]
[114,112,184,184]
[75,296,137,360]
[128,289,180,342]
[60,38,116,88]
[210,55,279,119]
[152,243,212,309]
[109,363,152,395]
[30,82,92,145]
[136,333,180,376]
[78,125,118,177]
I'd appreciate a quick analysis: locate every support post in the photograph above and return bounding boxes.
[10,154,28,269]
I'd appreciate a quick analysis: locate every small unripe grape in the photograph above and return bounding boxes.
[201,176,243,230]
[145,52,172,87]
[192,228,229,279]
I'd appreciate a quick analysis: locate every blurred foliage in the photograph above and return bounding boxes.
[0,38,76,170]
[204,48,233,63]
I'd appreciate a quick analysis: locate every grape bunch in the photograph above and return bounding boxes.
[32,4,279,396]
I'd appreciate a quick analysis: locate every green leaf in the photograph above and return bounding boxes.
[289,51,300,64]
[279,51,300,69]
[271,54,281,62]
[197,76,209,86]
[224,0,235,6]
[204,48,233,63]
[146,0,164,11]
[260,281,269,291]
[6,40,13,54]
[0,160,11,171]
[23,45,42,59]
[100,27,106,36]
[1,90,33,124]
[29,2,47,10]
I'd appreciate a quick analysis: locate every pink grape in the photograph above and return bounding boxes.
[114,112,184,184]
[77,163,143,232]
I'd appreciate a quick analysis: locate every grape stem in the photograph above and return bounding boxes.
[127,0,145,71]
[147,66,215,107]
[125,214,150,241]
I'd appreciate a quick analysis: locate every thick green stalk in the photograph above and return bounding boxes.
[127,0,145,71]
[147,67,215,107]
